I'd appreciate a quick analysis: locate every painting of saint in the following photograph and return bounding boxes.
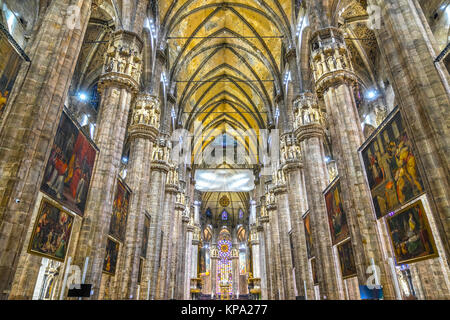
[28,199,74,262]
[108,179,131,242]
[386,200,438,264]
[311,257,319,285]
[360,110,424,218]
[337,240,357,279]
[199,246,206,274]
[141,214,150,258]
[103,237,120,275]
[324,179,349,245]
[41,111,97,216]
[0,29,26,119]
[303,212,315,258]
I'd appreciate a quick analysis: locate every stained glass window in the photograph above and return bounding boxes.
[221,209,228,221]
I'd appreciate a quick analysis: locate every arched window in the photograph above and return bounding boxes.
[221,209,228,221]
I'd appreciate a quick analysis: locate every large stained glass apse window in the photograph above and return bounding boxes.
[217,239,233,297]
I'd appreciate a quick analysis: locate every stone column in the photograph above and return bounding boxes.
[257,221,268,300]
[169,196,184,299]
[155,169,178,299]
[211,249,217,298]
[0,0,92,299]
[294,92,339,299]
[272,170,296,300]
[232,248,239,298]
[71,30,143,299]
[368,0,450,261]
[266,191,285,299]
[184,223,194,299]
[259,205,272,299]
[311,27,394,299]
[119,94,159,299]
[250,228,261,295]
[282,139,314,299]
[176,210,189,299]
[142,143,170,300]
[190,229,200,298]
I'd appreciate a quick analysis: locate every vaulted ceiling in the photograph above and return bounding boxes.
[158,0,295,166]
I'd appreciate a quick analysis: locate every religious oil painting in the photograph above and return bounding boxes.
[386,200,438,264]
[28,199,74,262]
[108,179,131,242]
[360,110,424,218]
[0,27,26,118]
[311,257,319,285]
[141,213,150,258]
[103,237,120,275]
[337,240,357,279]
[324,178,349,245]
[303,211,315,258]
[41,111,97,217]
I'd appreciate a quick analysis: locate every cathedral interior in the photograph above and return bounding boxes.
[0,0,449,301]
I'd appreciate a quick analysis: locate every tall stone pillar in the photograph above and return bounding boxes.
[119,94,160,299]
[368,0,450,262]
[210,246,218,298]
[281,135,314,299]
[155,166,179,299]
[0,0,93,299]
[232,247,239,297]
[294,92,339,299]
[71,30,143,299]
[176,209,189,299]
[190,228,201,298]
[266,190,284,299]
[169,193,185,299]
[310,27,394,298]
[259,204,274,299]
[272,169,296,299]
[142,143,170,300]
[184,222,194,299]
[257,217,269,300]
[249,227,262,297]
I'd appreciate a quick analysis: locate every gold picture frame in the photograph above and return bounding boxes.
[385,199,438,265]
[28,198,74,262]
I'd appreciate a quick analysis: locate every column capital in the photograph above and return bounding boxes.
[309,27,358,95]
[99,30,144,94]
[128,94,160,141]
[259,216,269,224]
[165,183,179,194]
[272,184,287,195]
[282,159,302,172]
[151,160,170,172]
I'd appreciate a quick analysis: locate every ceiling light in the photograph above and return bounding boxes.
[78,92,88,101]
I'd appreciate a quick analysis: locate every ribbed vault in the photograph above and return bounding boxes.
[158,0,294,165]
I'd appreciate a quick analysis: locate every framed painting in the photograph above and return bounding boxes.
[303,211,315,259]
[28,198,74,262]
[140,213,150,258]
[359,109,425,219]
[386,199,438,264]
[337,240,357,279]
[324,178,349,245]
[311,257,319,285]
[0,23,29,119]
[41,110,97,217]
[103,237,120,275]
[108,178,131,242]
[137,257,144,284]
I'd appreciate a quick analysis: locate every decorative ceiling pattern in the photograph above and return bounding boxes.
[159,0,294,165]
